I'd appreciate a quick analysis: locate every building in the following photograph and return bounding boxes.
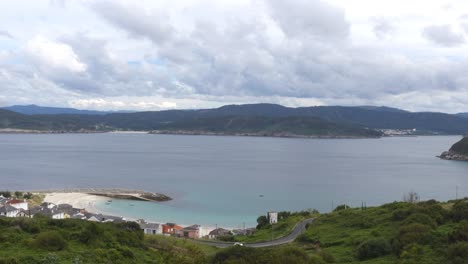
[0,204,20,217]
[7,199,28,211]
[182,225,201,239]
[208,228,231,239]
[140,223,163,235]
[268,211,278,224]
[162,223,184,236]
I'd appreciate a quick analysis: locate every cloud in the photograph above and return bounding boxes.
[422,25,465,47]
[91,1,173,44]
[2,1,468,112]
[266,0,350,40]
[0,30,13,39]
[25,36,87,73]
[371,18,396,39]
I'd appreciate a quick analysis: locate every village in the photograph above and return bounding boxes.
[0,194,265,241]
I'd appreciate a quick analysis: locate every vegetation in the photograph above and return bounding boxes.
[235,210,316,243]
[0,218,207,263]
[450,137,468,156]
[1,199,468,263]
[297,198,468,263]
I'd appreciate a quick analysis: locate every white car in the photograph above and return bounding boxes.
[234,242,244,246]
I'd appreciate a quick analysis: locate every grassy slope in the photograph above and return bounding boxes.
[296,200,468,264]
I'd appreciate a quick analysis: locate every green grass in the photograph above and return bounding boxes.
[294,199,468,263]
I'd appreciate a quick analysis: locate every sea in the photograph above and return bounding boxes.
[1,134,467,228]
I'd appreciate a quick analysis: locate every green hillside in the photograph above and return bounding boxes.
[1,198,467,263]
[157,116,382,138]
[449,137,468,156]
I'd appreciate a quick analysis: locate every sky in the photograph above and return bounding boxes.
[1,0,468,112]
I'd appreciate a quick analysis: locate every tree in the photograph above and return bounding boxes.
[23,192,33,199]
[14,191,23,198]
[404,191,420,204]
[256,215,269,229]
[0,191,11,198]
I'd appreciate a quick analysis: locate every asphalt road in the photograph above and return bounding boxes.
[192,218,314,248]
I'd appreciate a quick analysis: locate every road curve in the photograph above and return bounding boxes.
[192,218,314,248]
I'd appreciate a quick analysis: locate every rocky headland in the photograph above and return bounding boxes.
[438,137,468,161]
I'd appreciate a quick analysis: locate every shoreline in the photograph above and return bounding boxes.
[41,191,226,236]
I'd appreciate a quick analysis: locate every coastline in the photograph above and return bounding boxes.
[43,192,107,214]
[42,191,221,236]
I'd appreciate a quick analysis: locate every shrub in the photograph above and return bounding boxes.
[452,200,468,222]
[256,215,270,229]
[392,208,412,221]
[79,222,102,244]
[449,221,468,243]
[393,223,432,252]
[33,231,67,251]
[447,242,468,264]
[402,213,437,229]
[333,205,350,212]
[309,255,326,264]
[16,219,41,234]
[318,251,335,263]
[0,191,11,198]
[357,238,392,260]
[0,257,18,264]
[42,254,60,264]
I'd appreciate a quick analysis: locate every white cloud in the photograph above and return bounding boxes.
[422,25,466,47]
[25,36,87,73]
[1,0,468,112]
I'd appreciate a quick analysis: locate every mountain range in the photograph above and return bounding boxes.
[1,103,468,136]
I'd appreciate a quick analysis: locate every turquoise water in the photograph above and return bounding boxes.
[1,134,468,227]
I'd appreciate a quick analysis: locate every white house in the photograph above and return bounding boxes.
[0,204,20,217]
[268,211,278,224]
[7,199,29,211]
[140,223,163,235]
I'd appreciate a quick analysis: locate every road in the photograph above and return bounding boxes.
[192,218,314,248]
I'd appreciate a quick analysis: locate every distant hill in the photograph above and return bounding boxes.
[456,113,468,118]
[154,115,382,138]
[2,103,468,135]
[2,105,117,115]
[101,104,468,134]
[0,109,108,131]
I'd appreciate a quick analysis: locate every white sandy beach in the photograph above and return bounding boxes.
[43,192,107,214]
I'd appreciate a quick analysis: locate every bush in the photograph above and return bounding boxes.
[357,238,392,260]
[452,200,468,222]
[393,223,432,252]
[15,219,41,234]
[33,231,67,251]
[392,208,412,221]
[318,251,335,263]
[256,215,270,230]
[402,213,437,229]
[309,255,326,264]
[449,221,468,243]
[0,191,11,198]
[0,257,18,264]
[333,205,349,212]
[447,242,468,264]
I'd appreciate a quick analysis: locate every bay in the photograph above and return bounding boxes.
[1,134,467,227]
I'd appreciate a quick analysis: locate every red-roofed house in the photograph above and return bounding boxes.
[7,199,28,211]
